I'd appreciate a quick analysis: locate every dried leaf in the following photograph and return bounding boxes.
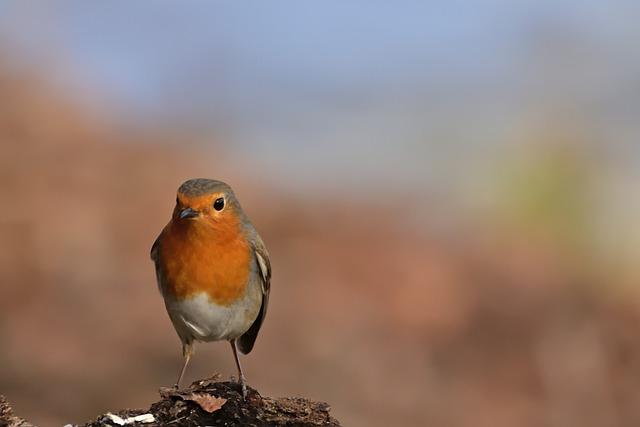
[185,393,227,413]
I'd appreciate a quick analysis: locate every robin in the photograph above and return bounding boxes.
[150,178,271,397]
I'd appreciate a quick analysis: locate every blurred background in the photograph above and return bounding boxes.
[1,2,639,426]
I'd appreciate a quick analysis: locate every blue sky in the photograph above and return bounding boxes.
[0,1,614,114]
[1,1,639,195]
[1,2,638,116]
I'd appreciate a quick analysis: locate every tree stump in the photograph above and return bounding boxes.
[0,375,341,426]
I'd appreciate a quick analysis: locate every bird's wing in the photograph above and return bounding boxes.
[150,235,160,262]
[238,234,271,354]
[253,236,271,298]
[150,234,164,293]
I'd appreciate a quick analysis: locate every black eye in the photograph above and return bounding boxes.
[213,197,225,211]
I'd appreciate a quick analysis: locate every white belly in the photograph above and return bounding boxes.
[164,287,261,343]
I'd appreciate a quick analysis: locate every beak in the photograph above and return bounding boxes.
[179,207,199,219]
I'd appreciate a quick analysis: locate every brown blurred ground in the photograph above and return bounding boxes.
[1,61,640,427]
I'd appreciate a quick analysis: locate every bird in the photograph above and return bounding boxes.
[150,178,271,397]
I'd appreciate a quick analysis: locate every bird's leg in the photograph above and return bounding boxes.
[175,342,193,389]
[230,339,247,398]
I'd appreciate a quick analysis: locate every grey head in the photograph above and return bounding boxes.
[178,178,234,198]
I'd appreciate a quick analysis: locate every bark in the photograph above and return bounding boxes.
[0,375,341,427]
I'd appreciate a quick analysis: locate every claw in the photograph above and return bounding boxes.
[240,379,248,399]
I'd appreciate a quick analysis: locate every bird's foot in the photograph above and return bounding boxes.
[230,374,248,399]
[236,375,248,399]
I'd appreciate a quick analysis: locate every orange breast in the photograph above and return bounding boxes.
[158,217,250,306]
